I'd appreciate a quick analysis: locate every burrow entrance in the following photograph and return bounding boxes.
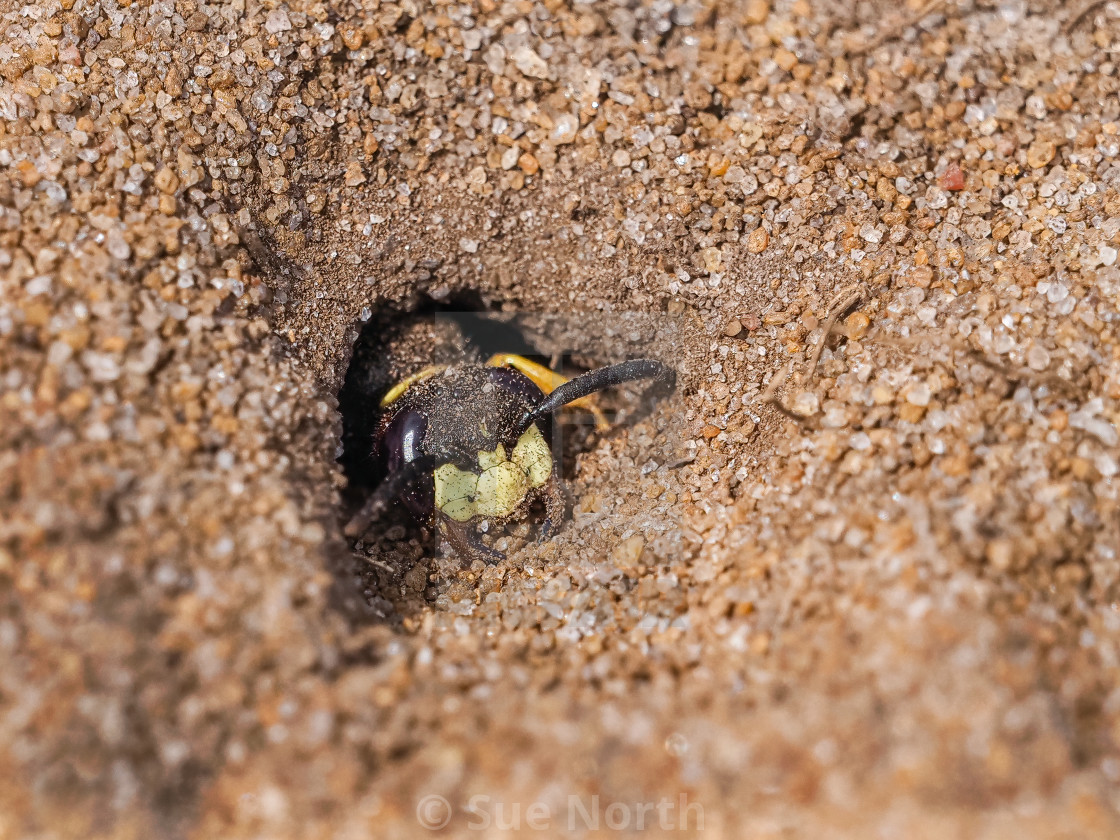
[334,298,680,619]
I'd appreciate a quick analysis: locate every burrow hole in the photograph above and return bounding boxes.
[334,297,618,619]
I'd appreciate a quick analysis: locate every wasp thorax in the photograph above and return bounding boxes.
[433,424,552,522]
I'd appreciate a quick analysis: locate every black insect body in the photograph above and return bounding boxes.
[345,357,674,565]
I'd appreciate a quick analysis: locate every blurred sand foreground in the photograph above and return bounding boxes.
[3,0,1120,836]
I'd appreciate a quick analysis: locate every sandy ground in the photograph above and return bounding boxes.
[4,0,1120,836]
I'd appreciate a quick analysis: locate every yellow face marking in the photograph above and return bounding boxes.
[516,424,552,486]
[486,353,610,431]
[380,365,446,407]
[433,463,479,522]
[477,444,506,471]
[433,425,553,522]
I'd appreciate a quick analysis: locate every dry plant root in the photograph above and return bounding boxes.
[759,290,865,421]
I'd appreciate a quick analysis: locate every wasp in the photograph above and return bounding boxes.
[344,353,674,565]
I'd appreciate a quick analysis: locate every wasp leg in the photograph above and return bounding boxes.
[380,364,447,407]
[486,353,610,431]
[345,457,437,540]
[439,518,505,567]
[538,475,567,542]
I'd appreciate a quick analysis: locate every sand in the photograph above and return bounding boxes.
[3,0,1120,836]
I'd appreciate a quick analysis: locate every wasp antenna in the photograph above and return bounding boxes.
[517,359,674,435]
[344,456,438,539]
